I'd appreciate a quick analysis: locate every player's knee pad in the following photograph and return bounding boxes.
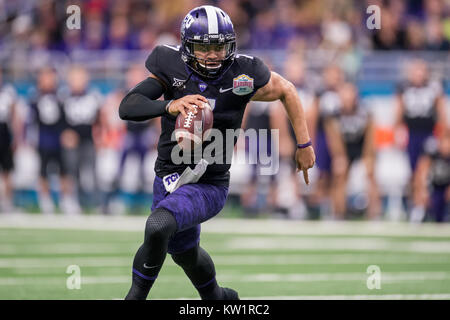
[171,245,199,269]
[144,208,177,245]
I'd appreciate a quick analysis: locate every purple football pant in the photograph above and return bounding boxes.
[315,130,331,173]
[430,186,449,223]
[407,131,432,171]
[151,176,228,254]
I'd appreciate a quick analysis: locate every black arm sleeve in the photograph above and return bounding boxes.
[119,77,169,121]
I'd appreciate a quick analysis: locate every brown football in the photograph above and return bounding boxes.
[174,102,214,150]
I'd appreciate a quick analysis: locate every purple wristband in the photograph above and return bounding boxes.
[297,141,312,149]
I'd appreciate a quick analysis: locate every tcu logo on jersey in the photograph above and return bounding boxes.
[164,173,179,186]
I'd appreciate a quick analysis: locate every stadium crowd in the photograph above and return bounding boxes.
[0,0,450,52]
[0,0,449,222]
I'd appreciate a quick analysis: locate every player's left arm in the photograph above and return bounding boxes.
[251,71,315,184]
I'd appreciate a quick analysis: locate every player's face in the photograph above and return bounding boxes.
[324,66,342,88]
[339,83,357,112]
[193,43,227,69]
[126,66,147,89]
[38,69,57,92]
[68,67,89,93]
[408,60,428,86]
[284,56,305,85]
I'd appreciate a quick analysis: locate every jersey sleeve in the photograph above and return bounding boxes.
[251,56,271,91]
[145,46,171,88]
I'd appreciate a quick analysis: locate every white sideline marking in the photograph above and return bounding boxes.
[1,271,450,286]
[0,243,136,254]
[240,294,450,300]
[226,237,450,253]
[1,214,450,237]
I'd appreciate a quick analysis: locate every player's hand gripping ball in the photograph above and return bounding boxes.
[175,101,213,150]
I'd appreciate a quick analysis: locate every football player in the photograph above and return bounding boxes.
[270,53,315,219]
[60,65,103,211]
[414,131,450,222]
[0,68,22,212]
[330,82,381,219]
[114,64,160,193]
[394,59,447,221]
[119,6,315,300]
[308,64,345,218]
[28,67,76,214]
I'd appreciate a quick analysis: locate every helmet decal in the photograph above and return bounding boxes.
[203,5,218,34]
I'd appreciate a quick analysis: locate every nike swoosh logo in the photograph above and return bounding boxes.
[219,87,233,93]
[143,263,159,269]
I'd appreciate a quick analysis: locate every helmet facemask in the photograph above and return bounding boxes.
[182,34,236,79]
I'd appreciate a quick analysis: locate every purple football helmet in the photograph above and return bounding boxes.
[180,5,236,79]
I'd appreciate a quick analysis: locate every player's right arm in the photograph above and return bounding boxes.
[119,73,207,121]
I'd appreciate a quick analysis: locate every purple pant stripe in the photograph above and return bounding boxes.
[132,268,157,281]
[195,276,216,289]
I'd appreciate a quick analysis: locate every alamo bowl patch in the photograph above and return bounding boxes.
[233,74,254,95]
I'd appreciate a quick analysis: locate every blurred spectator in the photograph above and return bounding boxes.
[425,18,450,50]
[0,0,449,52]
[405,19,426,50]
[371,9,406,50]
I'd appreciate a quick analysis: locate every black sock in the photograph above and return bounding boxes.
[172,245,223,300]
[125,208,177,300]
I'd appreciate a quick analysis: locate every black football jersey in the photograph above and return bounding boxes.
[337,105,370,161]
[146,45,271,186]
[29,90,67,150]
[315,88,341,132]
[61,89,102,142]
[397,80,443,132]
[424,137,450,188]
[0,84,17,145]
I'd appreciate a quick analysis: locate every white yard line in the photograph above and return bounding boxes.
[1,214,450,237]
[0,236,450,255]
[172,293,450,300]
[1,253,449,270]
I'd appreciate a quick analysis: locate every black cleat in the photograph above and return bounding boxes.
[221,287,240,300]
